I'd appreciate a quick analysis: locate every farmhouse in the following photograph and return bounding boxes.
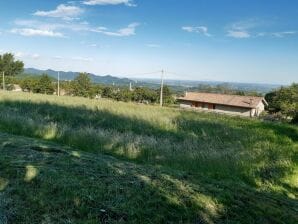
[12,84,22,92]
[178,92,268,117]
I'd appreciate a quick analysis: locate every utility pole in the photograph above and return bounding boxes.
[57,71,60,96]
[2,71,5,91]
[160,69,164,107]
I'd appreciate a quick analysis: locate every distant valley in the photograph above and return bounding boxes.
[24,68,282,94]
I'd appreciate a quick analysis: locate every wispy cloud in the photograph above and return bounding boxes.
[72,56,94,62]
[80,41,100,47]
[227,30,250,38]
[12,19,139,38]
[258,31,297,38]
[15,51,41,59]
[182,26,211,37]
[52,56,63,60]
[225,19,297,39]
[146,43,161,48]
[33,4,84,20]
[14,19,91,33]
[11,28,65,37]
[92,23,139,36]
[88,43,98,47]
[83,0,136,7]
[226,19,260,39]
[230,19,260,31]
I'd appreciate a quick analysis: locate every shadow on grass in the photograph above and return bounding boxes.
[0,99,297,186]
[0,134,298,223]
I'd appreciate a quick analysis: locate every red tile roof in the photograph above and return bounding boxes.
[178,92,267,109]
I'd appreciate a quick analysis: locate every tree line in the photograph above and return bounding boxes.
[0,53,174,105]
[9,72,175,105]
[0,52,297,123]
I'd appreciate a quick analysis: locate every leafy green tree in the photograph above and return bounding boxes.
[71,73,92,97]
[265,83,298,123]
[265,91,280,113]
[20,77,38,92]
[114,88,133,102]
[34,74,55,94]
[0,53,24,76]
[133,87,158,103]
[102,86,114,98]
[60,81,73,96]
[89,84,104,98]
[157,85,175,105]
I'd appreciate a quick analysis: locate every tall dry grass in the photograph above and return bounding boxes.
[0,91,297,185]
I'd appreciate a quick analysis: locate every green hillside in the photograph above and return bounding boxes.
[0,91,297,223]
[24,68,133,85]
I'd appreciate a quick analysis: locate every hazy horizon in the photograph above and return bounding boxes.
[24,67,286,86]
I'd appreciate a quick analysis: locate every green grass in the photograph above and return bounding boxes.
[0,91,297,223]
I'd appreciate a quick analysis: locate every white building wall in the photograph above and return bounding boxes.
[254,101,265,116]
[179,101,192,108]
[214,105,252,117]
[179,100,266,117]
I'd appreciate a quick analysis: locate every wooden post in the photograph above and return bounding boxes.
[57,71,60,96]
[160,70,164,107]
[2,71,5,91]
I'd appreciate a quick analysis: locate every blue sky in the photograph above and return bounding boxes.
[0,0,297,84]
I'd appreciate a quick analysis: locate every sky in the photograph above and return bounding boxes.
[0,0,297,84]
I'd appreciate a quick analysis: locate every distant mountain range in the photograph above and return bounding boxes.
[24,68,133,85]
[24,68,282,94]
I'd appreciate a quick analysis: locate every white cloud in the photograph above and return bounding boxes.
[92,23,139,36]
[33,4,83,20]
[230,19,260,31]
[83,0,136,7]
[32,54,41,59]
[225,19,259,39]
[226,19,264,39]
[227,19,298,39]
[12,19,139,38]
[257,31,297,38]
[227,30,250,38]
[273,31,297,38]
[15,52,41,60]
[146,44,161,48]
[15,52,25,58]
[182,26,211,37]
[11,28,65,37]
[53,56,63,60]
[72,56,94,62]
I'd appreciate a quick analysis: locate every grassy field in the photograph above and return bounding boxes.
[0,91,297,223]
